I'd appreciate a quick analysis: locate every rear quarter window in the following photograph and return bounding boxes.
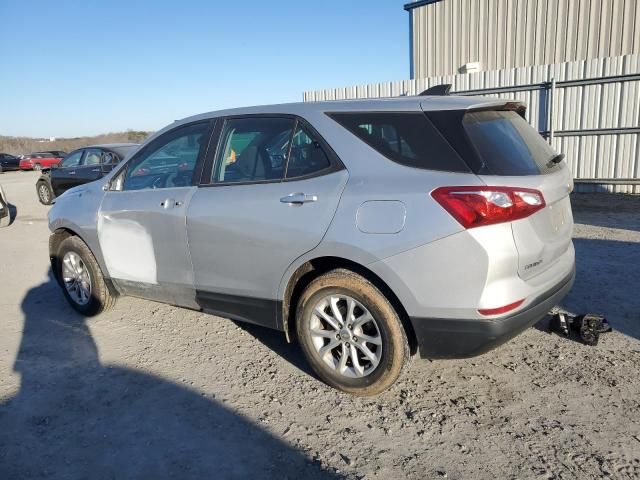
[327,112,471,173]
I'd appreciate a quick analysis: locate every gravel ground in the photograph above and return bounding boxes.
[0,171,639,479]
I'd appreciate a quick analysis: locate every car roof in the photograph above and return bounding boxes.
[89,143,139,149]
[177,95,517,125]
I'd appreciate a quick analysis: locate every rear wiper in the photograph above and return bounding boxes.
[546,153,565,168]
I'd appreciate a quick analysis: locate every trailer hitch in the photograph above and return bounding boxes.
[549,311,612,346]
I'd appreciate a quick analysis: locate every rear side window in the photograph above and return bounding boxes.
[328,112,471,173]
[83,149,102,166]
[286,123,331,178]
[212,117,295,183]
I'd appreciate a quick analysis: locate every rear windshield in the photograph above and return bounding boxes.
[461,110,560,175]
[327,112,471,173]
[426,109,561,176]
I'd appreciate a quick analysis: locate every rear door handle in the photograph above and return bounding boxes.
[280,192,318,205]
[69,171,76,175]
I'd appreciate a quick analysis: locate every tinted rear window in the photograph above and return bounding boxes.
[427,109,560,176]
[463,110,559,175]
[328,112,471,173]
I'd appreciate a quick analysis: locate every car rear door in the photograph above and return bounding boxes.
[186,116,348,328]
[97,121,213,308]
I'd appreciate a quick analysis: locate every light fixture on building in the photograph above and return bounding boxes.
[459,62,481,74]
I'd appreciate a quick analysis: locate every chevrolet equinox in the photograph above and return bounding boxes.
[48,96,575,395]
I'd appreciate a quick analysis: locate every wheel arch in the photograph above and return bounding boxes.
[49,227,116,295]
[281,256,417,355]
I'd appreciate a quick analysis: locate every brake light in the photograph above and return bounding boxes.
[431,186,545,229]
[478,299,525,316]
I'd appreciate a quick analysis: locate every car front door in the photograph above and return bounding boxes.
[51,149,84,196]
[97,121,213,308]
[186,116,348,328]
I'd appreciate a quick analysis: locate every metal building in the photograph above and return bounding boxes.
[304,0,640,192]
[407,0,640,79]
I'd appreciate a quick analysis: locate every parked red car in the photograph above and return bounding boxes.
[19,152,66,171]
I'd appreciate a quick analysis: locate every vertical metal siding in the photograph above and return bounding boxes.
[410,0,640,79]
[303,54,640,194]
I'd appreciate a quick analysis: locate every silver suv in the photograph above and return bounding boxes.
[48,96,575,395]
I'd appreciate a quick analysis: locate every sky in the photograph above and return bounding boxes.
[0,0,409,138]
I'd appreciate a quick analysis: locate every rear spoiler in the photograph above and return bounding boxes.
[419,84,452,96]
[419,84,527,118]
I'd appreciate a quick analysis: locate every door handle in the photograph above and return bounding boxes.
[91,168,100,172]
[69,171,76,175]
[280,192,318,205]
[160,199,183,209]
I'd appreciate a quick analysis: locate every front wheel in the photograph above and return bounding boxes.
[296,269,410,396]
[56,236,117,315]
[37,182,53,205]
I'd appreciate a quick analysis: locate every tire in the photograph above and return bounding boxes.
[295,269,410,396]
[37,182,54,205]
[56,235,117,316]
[33,163,42,171]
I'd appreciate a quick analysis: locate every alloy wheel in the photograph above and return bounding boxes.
[62,251,92,305]
[39,184,50,203]
[309,294,383,378]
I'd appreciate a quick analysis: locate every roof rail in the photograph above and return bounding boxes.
[419,84,452,96]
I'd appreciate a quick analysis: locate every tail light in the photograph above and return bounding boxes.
[431,186,545,229]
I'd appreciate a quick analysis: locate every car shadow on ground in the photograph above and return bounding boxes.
[0,273,339,479]
[235,321,317,378]
[561,237,640,342]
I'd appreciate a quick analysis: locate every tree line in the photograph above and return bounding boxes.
[0,130,151,156]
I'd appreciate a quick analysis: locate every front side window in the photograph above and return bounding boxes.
[83,149,102,166]
[61,150,83,168]
[285,124,331,178]
[212,117,294,184]
[123,122,208,191]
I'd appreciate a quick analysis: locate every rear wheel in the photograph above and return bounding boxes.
[296,269,410,396]
[56,236,117,315]
[37,182,53,205]
[33,163,42,171]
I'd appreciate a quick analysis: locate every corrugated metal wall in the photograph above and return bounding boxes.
[409,0,640,79]
[303,54,640,193]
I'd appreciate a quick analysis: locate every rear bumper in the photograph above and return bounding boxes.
[409,265,575,359]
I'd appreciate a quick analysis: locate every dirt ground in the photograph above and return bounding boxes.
[0,171,639,479]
